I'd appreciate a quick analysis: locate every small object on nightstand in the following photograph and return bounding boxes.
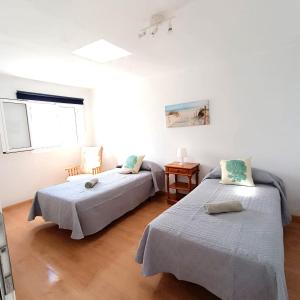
[177,147,187,165]
[165,162,200,204]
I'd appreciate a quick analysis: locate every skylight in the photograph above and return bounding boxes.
[73,39,131,63]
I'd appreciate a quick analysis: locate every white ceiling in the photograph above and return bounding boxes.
[0,0,299,88]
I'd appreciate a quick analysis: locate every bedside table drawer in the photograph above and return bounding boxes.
[167,167,188,175]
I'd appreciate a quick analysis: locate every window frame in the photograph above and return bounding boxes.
[0,99,84,154]
[0,99,33,153]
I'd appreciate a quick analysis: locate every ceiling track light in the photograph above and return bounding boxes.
[138,30,146,38]
[168,19,173,32]
[138,14,174,39]
[151,26,158,36]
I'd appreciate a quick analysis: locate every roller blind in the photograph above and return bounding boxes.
[16,91,84,105]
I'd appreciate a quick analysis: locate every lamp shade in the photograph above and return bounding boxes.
[177,147,187,157]
[177,147,187,164]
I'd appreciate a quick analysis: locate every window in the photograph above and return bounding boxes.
[0,100,84,153]
[1,102,32,151]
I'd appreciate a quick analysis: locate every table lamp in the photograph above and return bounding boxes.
[177,147,187,165]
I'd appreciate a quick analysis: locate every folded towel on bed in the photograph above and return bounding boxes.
[85,178,98,189]
[204,201,244,214]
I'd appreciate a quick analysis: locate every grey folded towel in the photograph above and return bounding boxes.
[85,178,99,189]
[204,200,244,214]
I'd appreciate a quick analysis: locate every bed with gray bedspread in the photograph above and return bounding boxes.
[136,168,291,300]
[28,161,164,239]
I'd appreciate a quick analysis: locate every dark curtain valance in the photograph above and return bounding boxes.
[16,91,84,105]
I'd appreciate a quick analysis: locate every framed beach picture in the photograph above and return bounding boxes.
[165,100,209,128]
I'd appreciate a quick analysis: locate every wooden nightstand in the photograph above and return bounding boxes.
[165,162,200,204]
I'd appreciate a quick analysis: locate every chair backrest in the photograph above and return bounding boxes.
[80,146,103,174]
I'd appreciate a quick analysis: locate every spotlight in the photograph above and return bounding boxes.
[138,30,146,38]
[151,26,158,36]
[168,20,173,32]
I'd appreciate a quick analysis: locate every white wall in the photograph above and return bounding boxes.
[92,44,300,215]
[0,74,93,207]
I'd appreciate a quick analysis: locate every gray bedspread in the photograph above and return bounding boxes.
[204,167,291,226]
[28,161,164,239]
[136,168,290,300]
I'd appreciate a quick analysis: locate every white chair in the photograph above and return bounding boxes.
[65,146,103,182]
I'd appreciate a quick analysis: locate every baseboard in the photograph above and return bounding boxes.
[3,199,32,212]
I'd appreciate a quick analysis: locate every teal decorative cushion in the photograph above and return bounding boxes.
[220,159,254,187]
[124,155,138,169]
[121,155,145,174]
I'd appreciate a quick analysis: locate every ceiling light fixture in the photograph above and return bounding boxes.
[168,19,173,32]
[138,13,174,39]
[151,26,159,36]
[138,30,147,38]
[73,39,131,63]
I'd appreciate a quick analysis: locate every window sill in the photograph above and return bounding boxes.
[3,145,81,154]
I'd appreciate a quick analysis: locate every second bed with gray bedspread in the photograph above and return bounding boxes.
[136,168,291,300]
[28,161,164,239]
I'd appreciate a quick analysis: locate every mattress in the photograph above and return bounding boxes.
[136,168,290,300]
[28,161,164,239]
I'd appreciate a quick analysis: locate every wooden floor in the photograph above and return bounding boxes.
[3,195,300,300]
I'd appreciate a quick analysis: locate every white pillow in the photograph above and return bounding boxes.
[220,158,255,187]
[120,155,145,174]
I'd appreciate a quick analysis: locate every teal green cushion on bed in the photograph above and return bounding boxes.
[121,155,144,174]
[220,159,255,187]
[124,155,138,169]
